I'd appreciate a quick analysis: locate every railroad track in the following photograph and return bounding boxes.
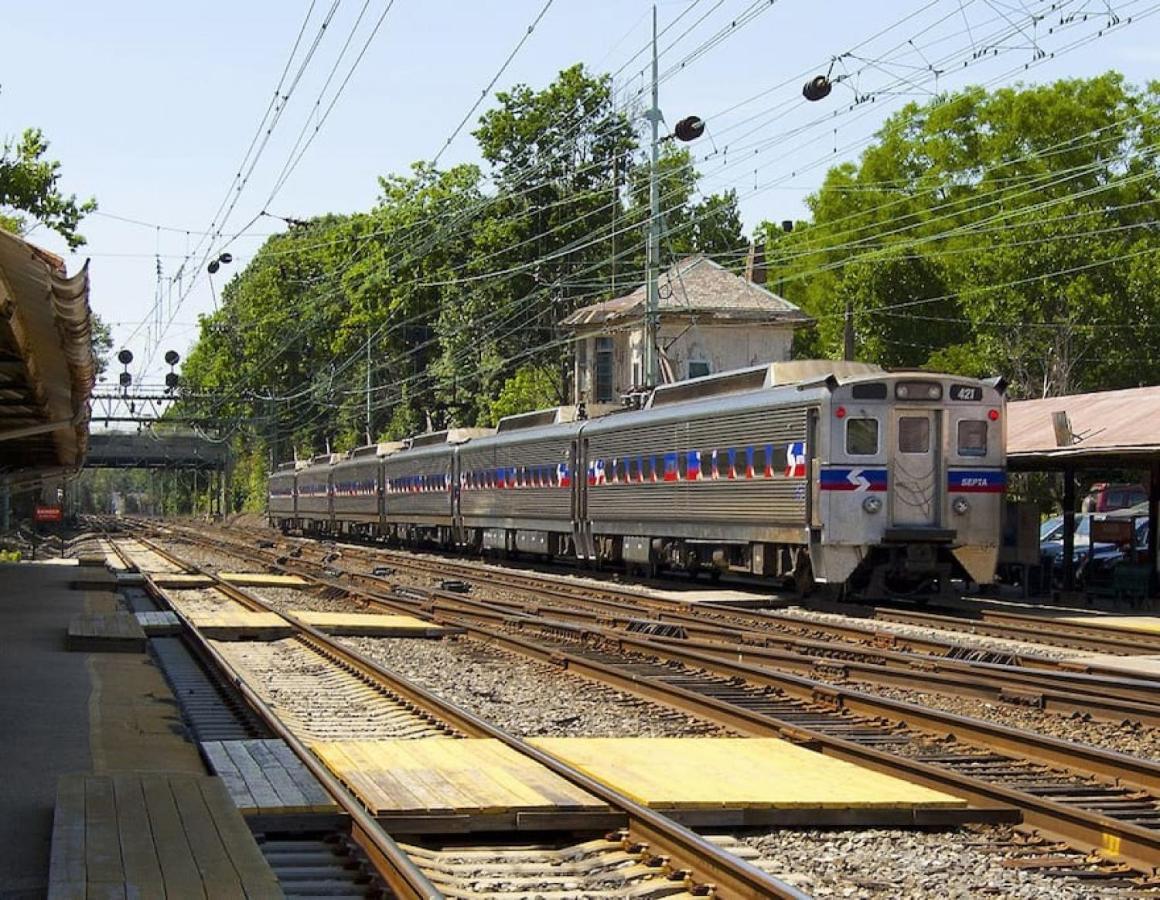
[126,520,1160,885]
[158,521,1160,722]
[110,530,806,899]
[192,519,1160,663]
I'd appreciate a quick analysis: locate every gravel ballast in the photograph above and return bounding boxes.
[343,634,730,738]
[741,825,1140,898]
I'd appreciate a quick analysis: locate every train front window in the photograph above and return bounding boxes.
[958,419,988,457]
[846,418,879,456]
[898,417,930,453]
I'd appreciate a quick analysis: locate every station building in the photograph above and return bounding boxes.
[563,253,813,404]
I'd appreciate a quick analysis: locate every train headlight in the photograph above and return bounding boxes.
[952,496,970,515]
[862,495,882,514]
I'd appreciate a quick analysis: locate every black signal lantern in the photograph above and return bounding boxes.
[164,349,181,393]
[207,252,233,275]
[673,115,705,142]
[803,74,833,102]
[117,348,133,390]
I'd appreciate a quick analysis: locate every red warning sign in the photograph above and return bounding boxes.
[34,506,63,523]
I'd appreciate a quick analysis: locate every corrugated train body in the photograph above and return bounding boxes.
[267,362,1007,596]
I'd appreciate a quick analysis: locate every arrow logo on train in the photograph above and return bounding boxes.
[847,469,871,492]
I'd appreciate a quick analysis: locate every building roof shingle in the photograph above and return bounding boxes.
[562,254,813,329]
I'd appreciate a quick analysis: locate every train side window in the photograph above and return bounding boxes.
[732,449,747,478]
[958,420,987,457]
[715,450,730,479]
[846,419,879,456]
[898,417,930,453]
[615,458,627,483]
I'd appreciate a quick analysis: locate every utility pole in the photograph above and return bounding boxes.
[644,3,662,389]
[365,323,373,445]
[843,299,855,361]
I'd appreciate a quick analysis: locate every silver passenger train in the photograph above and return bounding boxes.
[268,361,1008,596]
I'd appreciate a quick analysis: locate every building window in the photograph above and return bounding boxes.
[688,360,711,379]
[595,336,614,402]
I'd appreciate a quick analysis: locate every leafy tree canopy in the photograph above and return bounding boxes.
[0,127,96,249]
[759,71,1160,397]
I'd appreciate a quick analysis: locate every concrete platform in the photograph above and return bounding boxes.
[529,737,966,813]
[0,563,204,898]
[291,610,458,637]
[48,773,281,899]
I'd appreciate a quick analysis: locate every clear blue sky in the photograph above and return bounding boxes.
[2,0,1156,388]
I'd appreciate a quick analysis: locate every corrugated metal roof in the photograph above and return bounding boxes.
[0,229,94,480]
[1008,385,1160,465]
[562,254,813,328]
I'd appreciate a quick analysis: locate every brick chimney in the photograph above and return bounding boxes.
[744,241,767,286]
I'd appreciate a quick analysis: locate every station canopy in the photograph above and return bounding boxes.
[1007,385,1160,470]
[0,229,94,486]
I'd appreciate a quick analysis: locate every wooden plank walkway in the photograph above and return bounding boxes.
[529,737,967,811]
[201,740,338,816]
[290,611,458,637]
[220,572,309,588]
[311,738,614,832]
[48,773,282,899]
[135,610,182,636]
[152,574,216,588]
[66,613,146,653]
[185,611,294,641]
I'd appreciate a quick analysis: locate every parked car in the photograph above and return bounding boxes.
[1082,482,1146,513]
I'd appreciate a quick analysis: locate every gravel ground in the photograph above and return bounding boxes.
[740,825,1145,898]
[343,634,731,738]
[162,587,241,616]
[774,606,1102,661]
[834,678,1160,760]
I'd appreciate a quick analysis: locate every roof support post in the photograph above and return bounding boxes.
[1149,460,1159,603]
[643,3,661,389]
[1062,466,1076,593]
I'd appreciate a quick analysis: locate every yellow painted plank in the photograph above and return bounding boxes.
[220,572,308,587]
[529,738,966,810]
[1056,615,1160,636]
[290,611,449,636]
[310,739,605,815]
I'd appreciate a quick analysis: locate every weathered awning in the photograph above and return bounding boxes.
[0,229,94,481]
[1008,385,1160,470]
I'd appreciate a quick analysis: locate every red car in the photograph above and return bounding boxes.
[1082,482,1147,513]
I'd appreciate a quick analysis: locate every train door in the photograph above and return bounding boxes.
[572,435,592,560]
[891,410,941,526]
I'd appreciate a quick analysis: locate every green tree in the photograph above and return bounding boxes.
[759,72,1160,397]
[1,128,96,248]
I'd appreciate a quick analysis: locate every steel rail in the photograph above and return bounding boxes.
[125,530,807,900]
[108,558,445,897]
[179,530,1160,872]
[232,525,1160,668]
[173,524,1160,722]
[134,523,1160,875]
